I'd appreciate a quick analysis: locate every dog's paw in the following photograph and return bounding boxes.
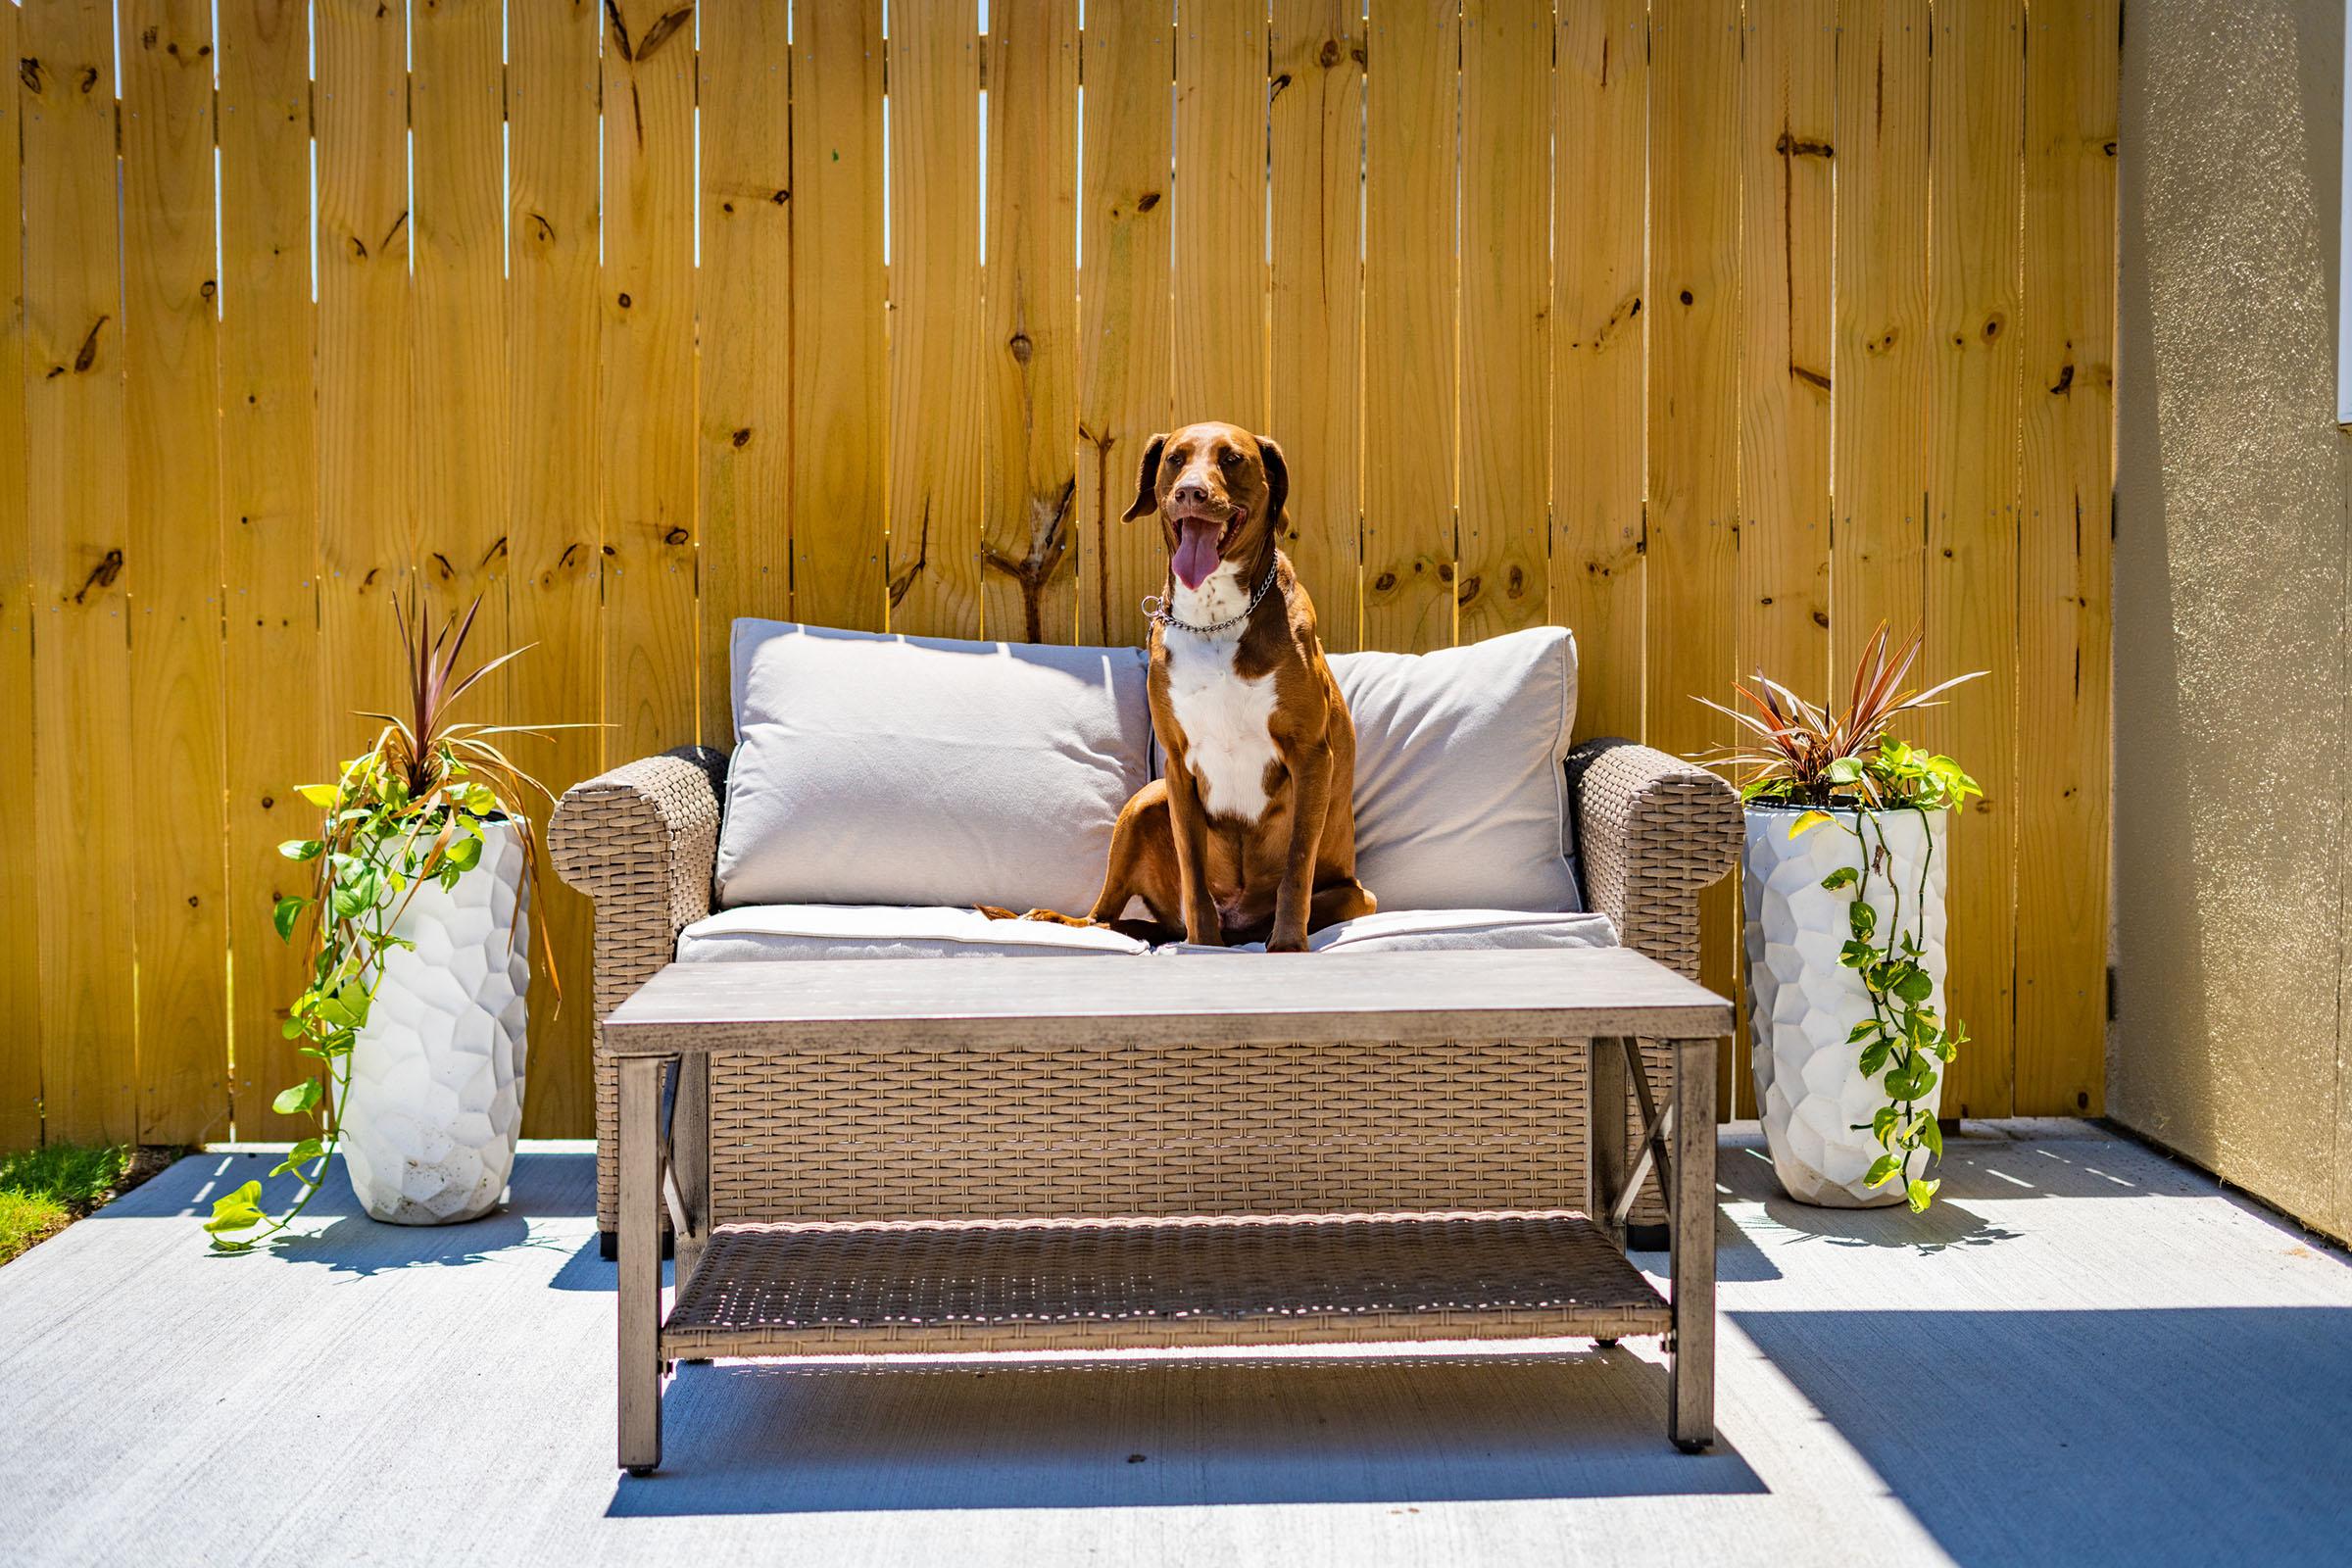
[1267,929,1311,954]
[974,905,1020,922]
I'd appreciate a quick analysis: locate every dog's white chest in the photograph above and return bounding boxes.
[1164,630,1280,823]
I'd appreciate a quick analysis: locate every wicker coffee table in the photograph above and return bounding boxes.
[601,947,1734,1473]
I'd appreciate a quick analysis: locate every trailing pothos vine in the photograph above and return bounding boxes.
[206,596,563,1252]
[1698,625,1984,1213]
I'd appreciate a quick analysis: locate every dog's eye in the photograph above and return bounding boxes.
[1218,450,1240,466]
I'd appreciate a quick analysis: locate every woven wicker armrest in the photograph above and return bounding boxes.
[1572,741,1740,980]
[549,747,728,1022]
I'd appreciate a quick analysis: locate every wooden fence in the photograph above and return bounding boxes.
[0,0,2116,1148]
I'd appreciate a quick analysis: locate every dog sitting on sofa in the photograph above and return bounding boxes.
[986,421,1375,952]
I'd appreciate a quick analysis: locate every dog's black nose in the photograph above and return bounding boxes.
[1171,481,1209,508]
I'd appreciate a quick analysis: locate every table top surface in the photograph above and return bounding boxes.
[600,947,1733,1054]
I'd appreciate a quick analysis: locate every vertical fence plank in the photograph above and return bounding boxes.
[602,0,699,755]
[1736,0,1835,1114]
[0,0,37,1148]
[1269,0,1363,652]
[1925,0,2023,1118]
[982,0,1082,644]
[699,0,791,735]
[1458,0,1550,644]
[1830,0,1930,661]
[508,0,604,1137]
[1077,3,1174,649]
[22,0,137,1143]
[122,0,228,1143]
[1552,0,1646,741]
[413,0,508,642]
[219,0,320,1137]
[2018,0,2116,1116]
[1174,0,1269,428]
[317,0,413,758]
[887,2,984,639]
[1362,0,1458,654]
[1737,0,1834,711]
[792,0,887,632]
[1648,0,1740,1096]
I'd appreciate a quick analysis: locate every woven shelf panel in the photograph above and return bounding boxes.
[692,1039,1607,1223]
[661,1209,1671,1355]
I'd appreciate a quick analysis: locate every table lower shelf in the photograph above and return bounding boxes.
[660,1209,1671,1357]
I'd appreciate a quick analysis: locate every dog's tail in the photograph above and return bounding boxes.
[975,906,1174,945]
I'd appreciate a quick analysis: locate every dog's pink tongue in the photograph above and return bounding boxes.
[1171,517,1223,590]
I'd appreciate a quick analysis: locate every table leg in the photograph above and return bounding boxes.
[618,1055,665,1475]
[672,1054,710,1296]
[1669,1038,1718,1452]
[1586,1035,1630,1251]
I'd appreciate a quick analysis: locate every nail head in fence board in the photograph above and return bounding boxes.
[122,0,230,1144]
[1646,0,1741,1110]
[1362,0,1459,655]
[2017,0,2116,1116]
[1076,2,1175,649]
[23,0,138,1143]
[1456,0,1551,646]
[508,0,605,1139]
[218,0,322,1139]
[698,0,792,739]
[1551,0,1648,742]
[317,0,415,761]
[1734,0,1835,1115]
[412,0,511,664]
[1830,0,1931,663]
[791,0,889,635]
[887,1,985,641]
[1269,0,1365,653]
[602,0,700,757]
[982,0,1081,646]
[1925,0,2024,1118]
[1174,0,1270,430]
[0,0,37,1150]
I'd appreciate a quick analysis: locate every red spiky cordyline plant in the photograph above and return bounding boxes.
[1695,622,1984,809]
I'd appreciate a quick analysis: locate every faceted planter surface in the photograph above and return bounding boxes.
[1743,805,1947,1207]
[340,819,532,1225]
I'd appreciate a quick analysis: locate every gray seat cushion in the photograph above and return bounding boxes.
[1154,907,1618,956]
[678,904,1150,961]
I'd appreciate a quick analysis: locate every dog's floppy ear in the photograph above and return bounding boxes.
[1255,434,1290,529]
[1122,433,1167,521]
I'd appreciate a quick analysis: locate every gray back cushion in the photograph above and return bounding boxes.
[1330,626,1582,913]
[716,622,1153,913]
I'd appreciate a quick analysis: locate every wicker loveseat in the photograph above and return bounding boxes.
[549,622,1740,1251]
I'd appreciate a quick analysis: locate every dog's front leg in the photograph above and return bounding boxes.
[1165,764,1222,945]
[1269,745,1333,953]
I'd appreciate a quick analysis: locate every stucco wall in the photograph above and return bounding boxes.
[2114,0,2350,1241]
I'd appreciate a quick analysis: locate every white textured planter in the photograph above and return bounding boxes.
[339,818,531,1224]
[1743,804,1948,1207]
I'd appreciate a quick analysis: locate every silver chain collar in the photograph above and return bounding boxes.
[1141,554,1280,636]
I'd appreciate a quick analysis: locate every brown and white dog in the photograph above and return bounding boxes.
[991,421,1375,951]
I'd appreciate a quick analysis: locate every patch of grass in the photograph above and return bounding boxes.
[0,1144,162,1265]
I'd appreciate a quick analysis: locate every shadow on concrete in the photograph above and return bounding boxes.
[605,1349,1764,1515]
[82,1152,595,1276]
[1732,1307,2352,1565]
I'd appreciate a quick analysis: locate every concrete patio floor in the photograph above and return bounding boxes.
[1,1121,2345,1567]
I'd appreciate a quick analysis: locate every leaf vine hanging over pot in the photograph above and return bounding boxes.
[1695,624,1984,1212]
[205,592,580,1251]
